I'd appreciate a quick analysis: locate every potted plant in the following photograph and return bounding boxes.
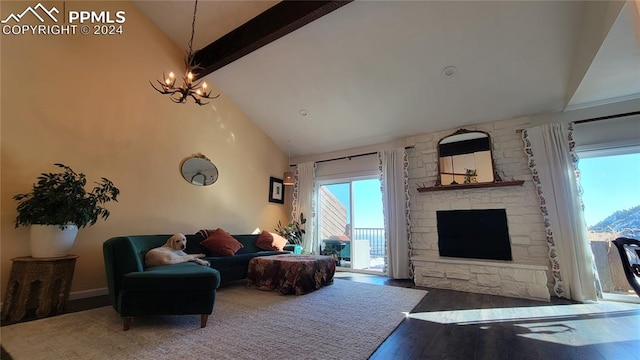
[275,212,306,245]
[13,163,120,257]
[464,168,478,184]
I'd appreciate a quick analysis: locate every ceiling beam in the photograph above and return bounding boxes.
[192,0,353,79]
[564,1,625,108]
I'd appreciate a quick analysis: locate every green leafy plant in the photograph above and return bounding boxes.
[13,163,120,229]
[464,168,478,184]
[275,212,307,244]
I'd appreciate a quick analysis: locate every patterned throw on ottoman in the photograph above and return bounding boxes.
[246,254,336,295]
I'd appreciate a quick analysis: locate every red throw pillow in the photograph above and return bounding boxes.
[256,230,289,251]
[200,228,244,256]
[256,231,277,251]
[256,231,288,251]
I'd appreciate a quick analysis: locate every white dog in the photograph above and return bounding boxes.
[145,233,210,268]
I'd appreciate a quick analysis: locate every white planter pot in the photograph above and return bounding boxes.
[29,225,78,258]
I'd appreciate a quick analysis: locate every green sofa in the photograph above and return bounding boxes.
[103,232,293,330]
[103,235,221,331]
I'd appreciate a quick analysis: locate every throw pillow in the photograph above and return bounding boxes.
[256,231,277,251]
[255,231,288,251]
[269,232,288,251]
[200,228,244,256]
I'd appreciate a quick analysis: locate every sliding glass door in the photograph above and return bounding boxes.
[317,177,385,273]
[578,150,640,302]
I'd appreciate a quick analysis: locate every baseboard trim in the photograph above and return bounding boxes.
[0,288,108,305]
[0,288,108,314]
[68,288,108,301]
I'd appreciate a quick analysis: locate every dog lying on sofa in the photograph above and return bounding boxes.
[145,233,210,267]
[103,234,221,330]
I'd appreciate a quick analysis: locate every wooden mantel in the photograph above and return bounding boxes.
[417,180,525,192]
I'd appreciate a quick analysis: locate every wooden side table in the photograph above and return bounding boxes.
[1,255,78,323]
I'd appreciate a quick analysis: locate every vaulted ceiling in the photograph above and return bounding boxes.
[135,1,640,157]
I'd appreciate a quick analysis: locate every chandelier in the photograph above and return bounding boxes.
[150,0,218,106]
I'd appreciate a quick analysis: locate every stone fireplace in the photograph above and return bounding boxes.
[406,119,551,301]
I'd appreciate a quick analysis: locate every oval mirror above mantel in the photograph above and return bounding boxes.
[180,154,219,186]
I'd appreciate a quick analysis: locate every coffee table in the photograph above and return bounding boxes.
[246,254,336,295]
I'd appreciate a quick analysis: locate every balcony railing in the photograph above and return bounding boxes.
[320,227,386,272]
[353,227,385,257]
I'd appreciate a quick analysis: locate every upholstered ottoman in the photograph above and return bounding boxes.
[246,254,336,295]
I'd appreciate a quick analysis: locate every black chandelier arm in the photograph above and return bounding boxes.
[185,79,220,99]
[189,92,209,106]
[149,81,168,94]
[188,78,207,89]
[171,96,187,104]
[155,78,173,88]
[150,81,182,95]
[202,92,220,100]
[151,79,176,91]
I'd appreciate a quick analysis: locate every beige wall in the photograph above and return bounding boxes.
[0,1,289,298]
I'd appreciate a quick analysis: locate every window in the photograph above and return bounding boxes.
[579,149,640,300]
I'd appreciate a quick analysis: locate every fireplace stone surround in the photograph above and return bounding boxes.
[406,119,551,302]
[412,257,550,301]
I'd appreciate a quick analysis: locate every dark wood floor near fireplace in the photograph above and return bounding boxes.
[338,273,640,360]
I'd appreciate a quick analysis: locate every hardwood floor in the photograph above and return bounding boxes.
[335,272,640,360]
[3,272,639,360]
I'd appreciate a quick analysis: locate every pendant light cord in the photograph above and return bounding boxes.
[188,0,198,55]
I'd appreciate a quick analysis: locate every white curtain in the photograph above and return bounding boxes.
[292,161,316,253]
[522,123,601,302]
[379,148,412,279]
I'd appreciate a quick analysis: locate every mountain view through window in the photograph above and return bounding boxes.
[579,152,640,298]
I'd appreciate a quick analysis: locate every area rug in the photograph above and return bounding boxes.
[1,279,426,360]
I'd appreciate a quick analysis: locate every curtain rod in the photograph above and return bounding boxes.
[290,146,414,167]
[515,110,640,133]
[573,110,640,124]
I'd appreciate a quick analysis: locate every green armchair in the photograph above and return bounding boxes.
[103,235,221,330]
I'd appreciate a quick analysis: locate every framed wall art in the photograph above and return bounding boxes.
[268,177,284,204]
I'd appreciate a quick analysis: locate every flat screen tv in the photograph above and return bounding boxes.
[437,209,512,261]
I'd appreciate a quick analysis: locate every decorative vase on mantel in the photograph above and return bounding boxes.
[29,225,79,258]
